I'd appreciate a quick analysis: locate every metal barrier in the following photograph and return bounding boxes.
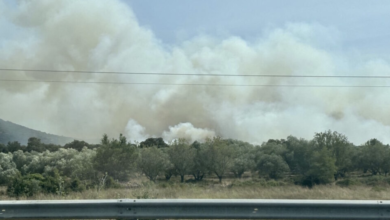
[1,199,390,219]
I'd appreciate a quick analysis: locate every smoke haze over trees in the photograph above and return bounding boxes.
[1,0,390,145]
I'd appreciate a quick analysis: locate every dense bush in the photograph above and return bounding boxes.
[7,170,86,197]
[7,173,44,197]
[69,178,86,192]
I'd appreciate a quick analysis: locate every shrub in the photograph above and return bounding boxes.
[256,154,289,180]
[6,169,82,197]
[105,176,121,189]
[68,178,86,192]
[336,178,360,187]
[7,173,44,197]
[359,176,390,186]
[41,177,60,194]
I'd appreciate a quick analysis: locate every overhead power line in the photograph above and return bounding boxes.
[1,68,390,78]
[1,79,390,88]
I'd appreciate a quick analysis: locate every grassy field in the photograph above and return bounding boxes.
[1,178,389,220]
[2,176,390,201]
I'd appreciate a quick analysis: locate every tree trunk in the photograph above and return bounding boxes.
[193,171,204,181]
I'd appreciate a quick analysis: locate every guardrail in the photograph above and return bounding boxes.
[1,199,390,219]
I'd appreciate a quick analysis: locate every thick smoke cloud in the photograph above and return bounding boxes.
[162,123,216,144]
[124,119,148,143]
[0,0,390,145]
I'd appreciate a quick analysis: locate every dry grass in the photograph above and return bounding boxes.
[1,177,390,201]
[1,179,389,220]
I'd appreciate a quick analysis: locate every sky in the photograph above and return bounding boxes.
[126,0,390,57]
[0,0,390,145]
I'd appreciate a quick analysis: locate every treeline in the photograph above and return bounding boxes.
[0,137,100,153]
[0,130,389,197]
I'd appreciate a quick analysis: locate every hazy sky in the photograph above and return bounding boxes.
[125,0,390,56]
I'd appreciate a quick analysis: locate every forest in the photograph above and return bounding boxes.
[0,130,389,198]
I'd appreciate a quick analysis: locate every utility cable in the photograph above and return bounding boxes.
[1,68,390,78]
[1,79,390,88]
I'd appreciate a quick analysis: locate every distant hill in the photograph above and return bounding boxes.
[0,118,73,146]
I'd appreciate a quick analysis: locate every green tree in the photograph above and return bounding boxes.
[256,153,289,179]
[227,139,255,178]
[26,137,43,152]
[357,139,388,175]
[313,131,353,179]
[93,134,138,181]
[260,140,289,156]
[190,142,209,181]
[7,141,24,153]
[64,140,94,151]
[0,153,19,184]
[284,136,311,175]
[137,147,172,182]
[167,139,196,182]
[284,136,337,186]
[66,147,97,181]
[204,137,234,183]
[26,137,60,152]
[12,150,26,170]
[139,138,169,148]
[43,148,97,181]
[305,147,337,186]
[0,143,6,153]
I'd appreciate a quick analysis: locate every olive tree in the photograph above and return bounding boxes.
[256,154,289,179]
[305,147,337,186]
[227,140,255,178]
[283,136,337,186]
[93,134,138,181]
[190,142,209,181]
[204,137,234,183]
[313,130,353,179]
[356,139,389,175]
[167,139,196,182]
[0,153,19,184]
[137,147,172,182]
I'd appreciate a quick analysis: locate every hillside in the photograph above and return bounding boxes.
[0,118,73,145]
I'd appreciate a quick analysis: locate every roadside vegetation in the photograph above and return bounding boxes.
[1,130,390,198]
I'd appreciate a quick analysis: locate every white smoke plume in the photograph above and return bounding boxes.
[1,0,390,145]
[124,119,148,143]
[162,123,216,143]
